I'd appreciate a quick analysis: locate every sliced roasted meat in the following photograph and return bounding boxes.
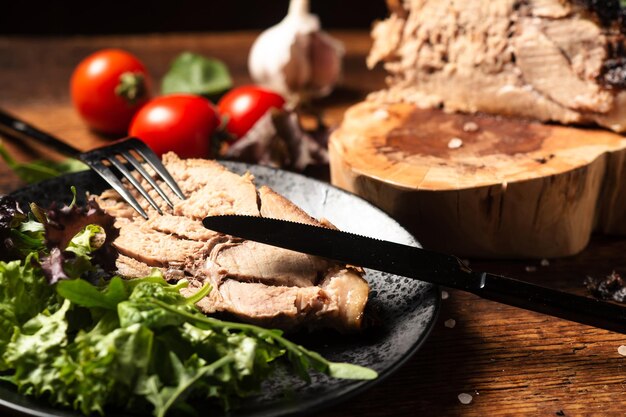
[186,270,368,332]
[144,214,219,242]
[97,152,370,332]
[191,280,334,330]
[212,240,328,287]
[368,0,626,132]
[113,223,208,267]
[320,267,369,331]
[258,186,320,225]
[116,254,152,278]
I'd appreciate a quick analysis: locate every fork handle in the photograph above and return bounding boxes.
[0,109,82,158]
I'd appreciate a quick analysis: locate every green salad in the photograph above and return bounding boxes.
[0,191,376,417]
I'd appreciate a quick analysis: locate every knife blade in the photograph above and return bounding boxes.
[203,215,626,334]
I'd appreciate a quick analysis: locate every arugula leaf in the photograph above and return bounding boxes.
[151,299,378,382]
[0,141,87,184]
[137,353,233,417]
[161,52,232,97]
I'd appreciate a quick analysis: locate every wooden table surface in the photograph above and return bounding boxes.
[1,31,626,417]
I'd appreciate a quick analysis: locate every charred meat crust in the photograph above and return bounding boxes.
[571,0,626,88]
[572,0,625,30]
[602,36,626,89]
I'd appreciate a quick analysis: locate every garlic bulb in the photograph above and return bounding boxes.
[248,0,344,102]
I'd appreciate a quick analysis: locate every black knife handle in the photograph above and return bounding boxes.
[472,272,626,333]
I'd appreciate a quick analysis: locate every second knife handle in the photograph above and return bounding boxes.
[473,272,626,334]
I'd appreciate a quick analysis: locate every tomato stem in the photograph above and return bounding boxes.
[115,72,147,105]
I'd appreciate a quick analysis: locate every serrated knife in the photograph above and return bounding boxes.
[203,215,626,334]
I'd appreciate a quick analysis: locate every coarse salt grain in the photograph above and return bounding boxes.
[540,259,550,267]
[458,393,473,405]
[441,290,449,300]
[372,109,389,121]
[463,122,479,132]
[444,319,456,328]
[525,266,537,272]
[618,345,626,356]
[448,137,463,149]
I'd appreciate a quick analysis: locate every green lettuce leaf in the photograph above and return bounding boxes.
[2,300,71,400]
[4,301,154,416]
[0,254,57,327]
[62,224,106,278]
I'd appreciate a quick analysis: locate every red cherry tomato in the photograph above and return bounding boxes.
[70,49,152,135]
[129,94,220,158]
[217,86,285,139]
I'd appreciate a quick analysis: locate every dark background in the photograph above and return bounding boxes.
[1,1,388,35]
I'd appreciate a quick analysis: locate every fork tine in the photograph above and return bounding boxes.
[89,160,149,220]
[107,155,163,215]
[121,150,174,208]
[130,139,186,200]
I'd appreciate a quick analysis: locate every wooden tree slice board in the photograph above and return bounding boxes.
[329,101,626,258]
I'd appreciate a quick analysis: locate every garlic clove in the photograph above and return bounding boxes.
[284,33,312,94]
[309,31,344,96]
[248,0,344,103]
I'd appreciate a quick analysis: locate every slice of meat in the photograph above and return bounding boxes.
[186,275,366,332]
[94,153,260,221]
[368,0,626,132]
[212,240,328,287]
[320,268,369,331]
[113,223,207,267]
[191,280,335,330]
[258,186,321,225]
[259,185,339,229]
[98,153,370,332]
[143,214,218,241]
[116,254,153,278]
[162,153,253,197]
[169,156,259,220]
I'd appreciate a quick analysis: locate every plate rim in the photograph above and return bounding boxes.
[3,163,441,417]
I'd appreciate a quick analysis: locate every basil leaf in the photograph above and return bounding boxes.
[161,52,232,97]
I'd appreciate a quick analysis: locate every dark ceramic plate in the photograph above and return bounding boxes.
[4,162,439,417]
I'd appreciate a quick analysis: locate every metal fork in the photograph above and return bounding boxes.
[0,109,185,219]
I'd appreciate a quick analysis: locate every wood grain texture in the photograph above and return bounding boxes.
[1,32,626,417]
[329,102,626,258]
